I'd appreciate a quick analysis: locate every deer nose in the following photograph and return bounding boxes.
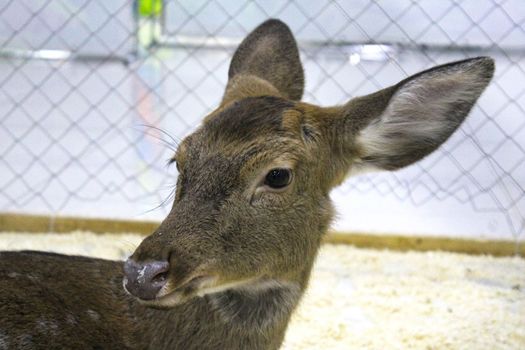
[123,259,169,300]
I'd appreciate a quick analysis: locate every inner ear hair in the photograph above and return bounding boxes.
[350,57,495,172]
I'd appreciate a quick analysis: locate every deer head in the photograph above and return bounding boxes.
[123,19,494,308]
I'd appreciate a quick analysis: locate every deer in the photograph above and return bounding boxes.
[0,19,494,349]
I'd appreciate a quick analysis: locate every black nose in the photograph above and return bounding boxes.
[123,259,169,300]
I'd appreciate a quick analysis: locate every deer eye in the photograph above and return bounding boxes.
[264,168,292,189]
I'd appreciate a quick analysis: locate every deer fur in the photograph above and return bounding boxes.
[0,19,494,349]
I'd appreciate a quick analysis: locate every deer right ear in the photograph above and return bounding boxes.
[221,19,304,106]
[320,57,494,186]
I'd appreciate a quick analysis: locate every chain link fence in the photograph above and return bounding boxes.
[0,0,524,241]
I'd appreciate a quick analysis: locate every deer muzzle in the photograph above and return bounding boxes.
[123,259,170,300]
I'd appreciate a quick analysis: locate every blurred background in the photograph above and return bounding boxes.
[0,0,524,243]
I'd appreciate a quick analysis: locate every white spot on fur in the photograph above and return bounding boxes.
[65,314,77,325]
[27,274,39,282]
[35,318,59,336]
[86,309,100,321]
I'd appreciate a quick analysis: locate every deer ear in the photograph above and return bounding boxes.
[221,19,304,105]
[326,57,494,180]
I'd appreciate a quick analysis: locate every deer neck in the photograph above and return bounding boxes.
[206,278,303,329]
[135,269,314,349]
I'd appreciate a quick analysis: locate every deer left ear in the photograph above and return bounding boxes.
[221,19,304,106]
[335,57,495,175]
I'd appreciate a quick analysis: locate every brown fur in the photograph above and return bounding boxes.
[0,19,494,349]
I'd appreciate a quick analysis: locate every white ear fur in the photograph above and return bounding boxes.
[354,57,494,172]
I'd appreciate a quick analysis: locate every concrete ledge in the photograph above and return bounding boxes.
[323,232,523,257]
[0,212,522,256]
[0,212,158,235]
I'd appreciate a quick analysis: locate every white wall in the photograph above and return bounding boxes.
[0,0,523,241]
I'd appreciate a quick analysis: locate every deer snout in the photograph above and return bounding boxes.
[123,259,169,300]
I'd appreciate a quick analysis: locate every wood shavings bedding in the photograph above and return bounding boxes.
[1,231,523,349]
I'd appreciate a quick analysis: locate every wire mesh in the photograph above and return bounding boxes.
[0,0,524,240]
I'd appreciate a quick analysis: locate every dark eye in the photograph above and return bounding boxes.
[264,168,292,189]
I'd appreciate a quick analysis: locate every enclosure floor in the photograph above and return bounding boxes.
[1,231,524,350]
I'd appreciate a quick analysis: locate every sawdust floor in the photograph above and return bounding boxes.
[1,231,524,350]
